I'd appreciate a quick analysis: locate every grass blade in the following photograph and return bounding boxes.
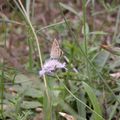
[82,82,102,120]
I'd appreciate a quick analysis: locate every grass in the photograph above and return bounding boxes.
[0,0,120,120]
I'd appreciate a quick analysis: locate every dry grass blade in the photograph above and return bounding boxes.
[59,112,76,120]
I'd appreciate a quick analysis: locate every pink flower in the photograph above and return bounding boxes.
[39,59,66,76]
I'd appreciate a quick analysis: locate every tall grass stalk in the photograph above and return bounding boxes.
[113,6,120,43]
[14,0,51,110]
[82,0,87,55]
[82,0,91,83]
[27,28,34,71]
[0,66,5,119]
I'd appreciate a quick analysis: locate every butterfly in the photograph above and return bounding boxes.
[50,39,63,59]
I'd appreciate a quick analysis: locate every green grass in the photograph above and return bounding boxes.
[0,0,120,120]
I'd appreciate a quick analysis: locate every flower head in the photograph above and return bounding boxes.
[39,59,66,76]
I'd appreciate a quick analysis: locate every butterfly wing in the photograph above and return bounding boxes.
[50,39,63,59]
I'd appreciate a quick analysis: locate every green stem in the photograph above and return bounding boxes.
[0,67,5,119]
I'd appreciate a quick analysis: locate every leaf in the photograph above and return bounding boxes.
[76,89,86,119]
[101,45,120,56]
[21,101,42,109]
[108,102,119,120]
[89,31,108,35]
[82,82,102,120]
[82,23,89,35]
[94,50,110,72]
[59,3,79,16]
[59,112,76,120]
[115,35,120,44]
[15,74,32,86]
[24,88,43,98]
[110,72,120,79]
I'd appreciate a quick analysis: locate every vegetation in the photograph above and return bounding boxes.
[0,0,120,120]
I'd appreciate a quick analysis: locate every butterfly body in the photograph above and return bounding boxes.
[50,39,63,59]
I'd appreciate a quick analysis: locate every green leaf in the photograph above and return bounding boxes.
[94,50,110,72]
[89,31,108,35]
[76,89,86,119]
[15,74,32,86]
[21,101,42,109]
[82,23,89,35]
[108,102,119,120]
[24,88,43,98]
[82,82,102,120]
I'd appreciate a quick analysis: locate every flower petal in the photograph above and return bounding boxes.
[39,59,66,76]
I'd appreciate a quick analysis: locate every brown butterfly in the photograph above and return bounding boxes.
[50,39,63,59]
